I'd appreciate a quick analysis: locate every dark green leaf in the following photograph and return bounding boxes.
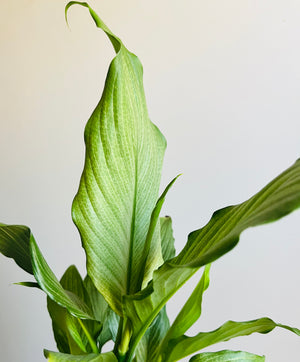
[165,318,300,362]
[135,307,170,361]
[14,281,40,288]
[189,350,265,361]
[0,223,33,274]
[67,1,166,315]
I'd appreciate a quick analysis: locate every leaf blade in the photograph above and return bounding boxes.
[69,2,166,314]
[30,236,93,320]
[160,216,175,262]
[0,223,33,274]
[125,159,300,357]
[166,318,300,362]
[44,350,117,362]
[189,350,265,362]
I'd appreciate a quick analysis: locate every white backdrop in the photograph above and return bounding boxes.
[1,0,300,361]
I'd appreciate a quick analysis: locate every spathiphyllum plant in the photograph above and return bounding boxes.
[1,2,300,361]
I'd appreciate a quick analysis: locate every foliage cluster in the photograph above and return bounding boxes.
[1,2,300,361]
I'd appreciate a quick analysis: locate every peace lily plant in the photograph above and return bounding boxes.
[1,2,300,361]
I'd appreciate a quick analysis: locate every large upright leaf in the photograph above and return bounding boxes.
[124,159,300,358]
[68,2,166,315]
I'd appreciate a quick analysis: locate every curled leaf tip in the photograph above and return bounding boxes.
[65,1,122,53]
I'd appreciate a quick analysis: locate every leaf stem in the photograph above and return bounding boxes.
[77,318,99,354]
[118,317,132,357]
[114,317,124,355]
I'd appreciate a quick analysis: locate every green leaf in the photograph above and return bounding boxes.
[47,266,100,355]
[0,223,93,321]
[67,2,166,315]
[137,175,179,290]
[83,276,119,350]
[124,159,300,358]
[30,236,94,320]
[160,217,175,262]
[14,281,40,288]
[0,223,33,274]
[189,350,265,362]
[159,264,210,357]
[44,350,117,361]
[165,318,300,362]
[135,307,170,361]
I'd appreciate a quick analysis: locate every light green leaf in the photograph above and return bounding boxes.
[189,350,265,362]
[165,318,300,362]
[44,350,117,361]
[30,236,94,320]
[124,159,300,359]
[137,175,179,289]
[67,2,166,315]
[160,217,175,262]
[0,223,33,274]
[159,264,210,356]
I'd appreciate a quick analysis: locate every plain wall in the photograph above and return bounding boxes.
[1,0,300,361]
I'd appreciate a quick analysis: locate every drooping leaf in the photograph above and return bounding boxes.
[124,159,300,358]
[189,350,265,361]
[0,223,93,320]
[160,217,175,262]
[44,350,117,362]
[0,223,33,274]
[158,264,210,359]
[164,318,300,362]
[30,236,94,319]
[67,2,166,316]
